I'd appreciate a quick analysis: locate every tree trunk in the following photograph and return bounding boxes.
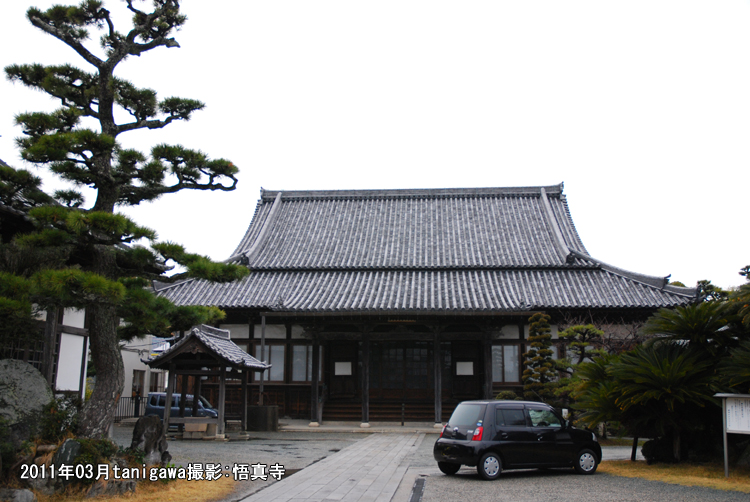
[78,245,123,438]
[79,303,123,438]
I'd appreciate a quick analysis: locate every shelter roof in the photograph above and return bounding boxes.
[157,185,697,312]
[147,325,270,370]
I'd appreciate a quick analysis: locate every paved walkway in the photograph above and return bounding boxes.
[240,433,425,502]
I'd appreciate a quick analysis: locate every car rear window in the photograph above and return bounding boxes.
[496,408,526,427]
[448,404,486,428]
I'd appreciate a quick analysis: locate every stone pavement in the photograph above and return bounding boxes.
[240,432,426,502]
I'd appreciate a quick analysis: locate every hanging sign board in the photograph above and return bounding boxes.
[726,396,750,434]
[715,393,750,478]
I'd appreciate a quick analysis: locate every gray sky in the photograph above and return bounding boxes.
[1,1,748,289]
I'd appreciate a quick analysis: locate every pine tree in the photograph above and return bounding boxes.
[3,1,248,438]
[522,312,557,401]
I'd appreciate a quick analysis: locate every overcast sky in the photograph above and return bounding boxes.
[1,1,748,289]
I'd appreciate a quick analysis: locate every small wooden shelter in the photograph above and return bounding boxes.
[147,324,270,437]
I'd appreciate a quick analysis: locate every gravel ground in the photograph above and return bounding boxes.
[420,469,749,502]
[401,435,746,502]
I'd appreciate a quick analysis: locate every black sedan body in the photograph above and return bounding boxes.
[434,400,602,480]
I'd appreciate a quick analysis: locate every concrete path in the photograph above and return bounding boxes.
[240,433,425,502]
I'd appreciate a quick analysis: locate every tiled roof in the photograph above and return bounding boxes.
[147,325,270,369]
[158,268,693,312]
[159,185,696,312]
[232,185,588,269]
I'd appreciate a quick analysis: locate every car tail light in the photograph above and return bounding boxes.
[472,426,483,441]
[440,424,448,438]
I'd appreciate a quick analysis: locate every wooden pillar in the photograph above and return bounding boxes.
[484,336,493,400]
[42,307,58,386]
[310,338,320,426]
[241,369,248,431]
[179,375,188,421]
[361,335,370,427]
[78,335,89,401]
[164,363,176,431]
[195,376,203,409]
[218,365,227,437]
[259,316,266,406]
[519,322,526,391]
[433,334,442,424]
[192,372,200,417]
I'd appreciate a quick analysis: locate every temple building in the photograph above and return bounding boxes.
[156,184,696,426]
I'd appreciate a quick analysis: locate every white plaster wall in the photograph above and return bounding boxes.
[121,349,150,396]
[120,336,168,396]
[32,304,46,321]
[62,308,86,329]
[291,325,305,339]
[253,324,286,339]
[219,324,250,339]
[498,325,519,339]
[56,332,84,391]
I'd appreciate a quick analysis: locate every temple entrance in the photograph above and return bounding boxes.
[369,341,433,401]
[322,338,484,421]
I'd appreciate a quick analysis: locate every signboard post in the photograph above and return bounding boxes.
[715,393,750,478]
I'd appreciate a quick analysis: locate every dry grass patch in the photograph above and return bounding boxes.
[599,460,750,493]
[34,475,237,502]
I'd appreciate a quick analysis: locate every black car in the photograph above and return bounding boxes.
[434,400,601,480]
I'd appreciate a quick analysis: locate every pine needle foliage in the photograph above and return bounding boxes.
[2,0,249,438]
[522,312,557,402]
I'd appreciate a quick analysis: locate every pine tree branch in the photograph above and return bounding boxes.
[28,14,103,69]
[117,117,175,134]
[158,175,239,194]
[128,38,181,56]
[123,0,182,57]
[102,8,116,41]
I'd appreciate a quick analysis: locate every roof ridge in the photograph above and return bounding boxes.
[260,184,564,201]
[569,250,697,298]
[230,191,283,264]
[195,324,230,339]
[539,187,573,263]
[244,264,601,272]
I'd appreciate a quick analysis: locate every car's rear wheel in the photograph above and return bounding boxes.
[477,452,502,480]
[438,462,461,475]
[573,449,598,474]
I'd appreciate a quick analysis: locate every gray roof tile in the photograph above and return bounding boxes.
[158,268,694,311]
[161,185,696,312]
[148,325,270,369]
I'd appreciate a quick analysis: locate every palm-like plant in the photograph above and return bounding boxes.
[730,282,750,332]
[573,343,717,461]
[720,339,750,392]
[642,302,733,358]
[573,354,621,427]
[613,343,716,461]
